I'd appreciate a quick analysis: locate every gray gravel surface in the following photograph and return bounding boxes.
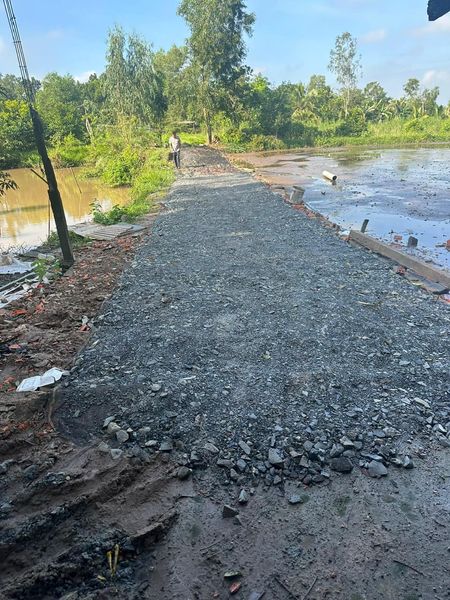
[57,147,450,485]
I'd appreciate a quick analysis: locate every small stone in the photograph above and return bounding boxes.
[239,440,251,455]
[340,436,354,449]
[224,571,242,579]
[434,424,447,435]
[98,442,110,453]
[268,448,284,466]
[177,466,192,480]
[204,442,220,454]
[330,457,353,474]
[273,475,282,485]
[230,468,239,481]
[160,439,174,452]
[330,443,344,458]
[303,441,314,452]
[110,449,123,460]
[236,459,247,473]
[223,505,239,518]
[288,494,306,505]
[402,456,414,469]
[238,489,249,504]
[145,440,158,448]
[107,422,121,436]
[368,460,388,478]
[150,383,162,392]
[399,360,411,367]
[414,398,431,409]
[116,430,130,444]
[103,416,116,428]
[217,458,233,468]
[373,429,386,438]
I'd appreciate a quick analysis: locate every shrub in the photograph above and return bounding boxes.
[101,147,142,186]
[335,109,368,137]
[248,135,286,151]
[51,134,89,167]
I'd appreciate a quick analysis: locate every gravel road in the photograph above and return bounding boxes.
[2,147,449,600]
[59,147,449,482]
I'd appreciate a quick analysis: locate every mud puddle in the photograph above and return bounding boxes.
[239,147,450,271]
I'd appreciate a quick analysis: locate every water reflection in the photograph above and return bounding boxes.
[0,168,130,249]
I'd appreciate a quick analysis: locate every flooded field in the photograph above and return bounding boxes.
[240,147,450,271]
[0,168,130,250]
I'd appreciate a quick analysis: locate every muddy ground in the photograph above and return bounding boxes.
[1,147,449,600]
[236,147,450,272]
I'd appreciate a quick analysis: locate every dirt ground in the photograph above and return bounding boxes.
[1,148,449,600]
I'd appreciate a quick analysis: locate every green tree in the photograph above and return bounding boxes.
[0,73,40,100]
[363,82,389,121]
[328,32,362,118]
[0,98,34,167]
[178,0,255,143]
[104,27,167,135]
[36,73,84,141]
[79,73,107,139]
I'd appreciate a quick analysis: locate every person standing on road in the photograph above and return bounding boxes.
[169,131,181,169]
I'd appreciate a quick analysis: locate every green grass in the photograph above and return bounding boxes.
[43,230,89,249]
[223,116,450,153]
[91,148,175,225]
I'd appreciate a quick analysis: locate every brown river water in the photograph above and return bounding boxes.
[240,147,450,272]
[0,168,130,250]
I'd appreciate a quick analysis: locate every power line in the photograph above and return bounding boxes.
[2,0,74,267]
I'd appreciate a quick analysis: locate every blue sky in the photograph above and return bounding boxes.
[1,0,450,102]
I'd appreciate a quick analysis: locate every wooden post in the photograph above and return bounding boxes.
[30,107,74,267]
[361,219,369,233]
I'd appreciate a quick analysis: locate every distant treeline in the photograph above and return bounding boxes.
[1,0,450,170]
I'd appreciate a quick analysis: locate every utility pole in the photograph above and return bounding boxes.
[3,0,74,267]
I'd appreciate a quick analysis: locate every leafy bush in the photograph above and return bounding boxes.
[248,135,286,151]
[44,230,89,248]
[335,109,368,137]
[51,134,89,167]
[91,202,126,225]
[101,147,142,186]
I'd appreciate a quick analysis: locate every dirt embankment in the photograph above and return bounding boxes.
[1,147,449,600]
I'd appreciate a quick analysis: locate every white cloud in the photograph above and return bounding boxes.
[360,29,387,44]
[0,36,5,55]
[74,70,96,83]
[421,69,450,87]
[413,14,450,36]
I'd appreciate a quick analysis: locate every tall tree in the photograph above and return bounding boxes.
[178,0,255,143]
[328,32,362,118]
[104,27,167,135]
[36,73,84,141]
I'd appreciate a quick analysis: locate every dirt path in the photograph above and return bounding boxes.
[1,147,449,599]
